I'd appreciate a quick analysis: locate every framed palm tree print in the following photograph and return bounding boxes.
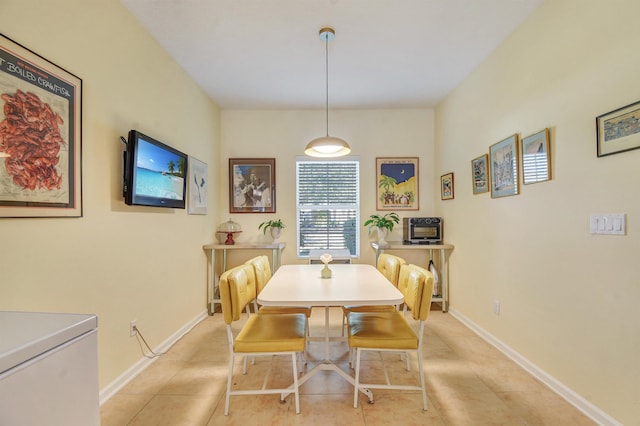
[375,157,419,211]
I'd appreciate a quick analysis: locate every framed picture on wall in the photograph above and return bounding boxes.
[471,154,489,194]
[0,34,82,217]
[521,128,551,185]
[489,134,519,198]
[596,100,640,157]
[375,157,419,211]
[229,158,275,213]
[188,156,208,215]
[440,172,454,200]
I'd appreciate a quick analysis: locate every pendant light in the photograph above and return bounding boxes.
[305,27,351,157]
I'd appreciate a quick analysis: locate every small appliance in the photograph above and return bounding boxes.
[403,217,443,244]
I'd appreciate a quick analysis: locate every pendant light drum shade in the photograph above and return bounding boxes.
[305,136,351,157]
[305,27,351,157]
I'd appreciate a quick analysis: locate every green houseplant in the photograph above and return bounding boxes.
[364,212,399,245]
[258,219,285,243]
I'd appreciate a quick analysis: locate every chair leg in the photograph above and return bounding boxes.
[224,354,235,416]
[353,348,360,408]
[418,349,427,410]
[291,352,301,413]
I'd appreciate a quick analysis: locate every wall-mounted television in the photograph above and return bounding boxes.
[123,130,188,209]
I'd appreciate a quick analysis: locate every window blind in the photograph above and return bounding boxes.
[296,160,360,257]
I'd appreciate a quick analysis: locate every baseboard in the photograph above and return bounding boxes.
[99,309,209,405]
[448,308,621,426]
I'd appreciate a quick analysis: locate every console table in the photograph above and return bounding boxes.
[202,242,285,315]
[370,242,454,312]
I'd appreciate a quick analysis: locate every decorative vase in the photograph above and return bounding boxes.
[376,226,389,246]
[321,263,332,279]
[270,227,282,243]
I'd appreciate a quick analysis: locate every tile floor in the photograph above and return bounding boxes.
[100,306,595,425]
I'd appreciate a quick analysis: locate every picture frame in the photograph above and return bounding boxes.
[187,156,208,215]
[471,154,489,194]
[490,134,519,198]
[229,158,275,213]
[596,100,640,157]
[521,128,551,185]
[375,157,419,211]
[440,172,454,200]
[0,34,82,217]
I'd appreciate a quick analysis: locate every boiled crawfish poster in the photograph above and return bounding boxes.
[0,34,82,217]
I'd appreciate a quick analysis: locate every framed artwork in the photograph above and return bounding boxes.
[0,34,82,217]
[187,156,208,215]
[229,158,275,213]
[490,134,519,198]
[440,172,454,200]
[521,128,551,185]
[596,100,640,157]
[375,157,419,210]
[471,154,489,194]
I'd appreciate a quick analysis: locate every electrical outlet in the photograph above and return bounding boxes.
[130,319,138,337]
[493,300,500,315]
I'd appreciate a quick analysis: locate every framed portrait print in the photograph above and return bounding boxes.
[596,100,640,157]
[188,156,208,215]
[441,172,454,200]
[375,157,419,210]
[229,158,275,213]
[490,134,519,198]
[0,34,82,217]
[521,128,551,185]
[471,154,489,194]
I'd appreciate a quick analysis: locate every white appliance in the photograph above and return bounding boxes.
[0,311,99,426]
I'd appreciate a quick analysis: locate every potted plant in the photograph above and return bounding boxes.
[363,212,400,246]
[258,219,285,243]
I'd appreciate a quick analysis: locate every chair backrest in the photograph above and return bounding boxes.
[397,264,434,321]
[244,255,272,294]
[376,253,406,287]
[219,264,258,324]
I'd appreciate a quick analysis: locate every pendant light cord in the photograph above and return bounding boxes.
[325,33,329,137]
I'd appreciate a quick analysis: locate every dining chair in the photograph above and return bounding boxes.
[341,253,406,334]
[244,255,312,319]
[347,263,434,410]
[244,255,311,373]
[219,263,307,415]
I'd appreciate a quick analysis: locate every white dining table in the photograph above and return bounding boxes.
[257,263,403,396]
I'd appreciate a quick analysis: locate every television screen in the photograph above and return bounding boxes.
[123,130,188,208]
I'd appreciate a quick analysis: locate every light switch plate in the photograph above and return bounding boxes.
[590,214,626,235]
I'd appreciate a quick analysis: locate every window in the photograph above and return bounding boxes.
[296,158,360,258]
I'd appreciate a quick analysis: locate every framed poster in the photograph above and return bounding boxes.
[0,34,82,217]
[187,156,207,215]
[490,134,519,198]
[521,128,551,185]
[440,172,453,200]
[229,158,275,213]
[441,172,454,200]
[596,100,640,157]
[375,157,419,210]
[471,154,489,194]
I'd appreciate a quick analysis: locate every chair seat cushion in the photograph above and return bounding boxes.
[259,306,312,317]
[347,311,418,350]
[235,313,307,353]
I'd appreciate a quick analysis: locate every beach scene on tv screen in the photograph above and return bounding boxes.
[135,139,185,199]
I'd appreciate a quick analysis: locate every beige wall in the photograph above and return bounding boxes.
[435,1,640,424]
[219,108,436,267]
[0,0,220,390]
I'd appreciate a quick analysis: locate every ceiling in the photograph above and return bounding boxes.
[120,0,543,109]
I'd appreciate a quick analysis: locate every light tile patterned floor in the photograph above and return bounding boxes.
[100,306,595,425]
